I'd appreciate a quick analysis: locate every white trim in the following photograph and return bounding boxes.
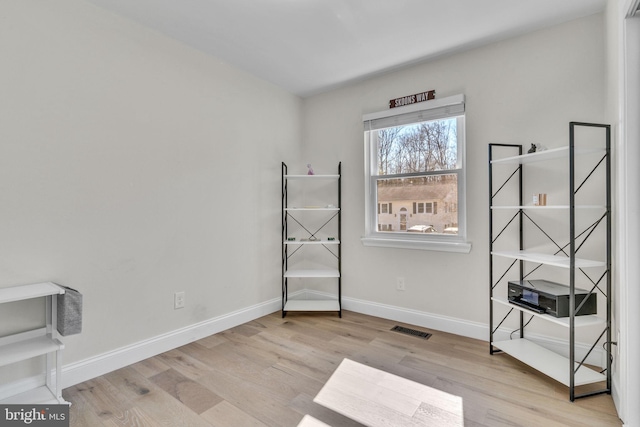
[60,297,281,388]
[361,236,471,253]
[617,5,640,425]
[342,292,487,340]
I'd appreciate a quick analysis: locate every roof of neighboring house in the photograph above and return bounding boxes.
[377,181,457,202]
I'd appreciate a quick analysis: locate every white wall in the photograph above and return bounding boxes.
[302,14,606,335]
[0,0,300,384]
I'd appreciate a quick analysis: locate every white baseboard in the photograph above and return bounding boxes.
[0,290,607,399]
[341,293,488,340]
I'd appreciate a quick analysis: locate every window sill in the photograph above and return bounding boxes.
[361,236,472,253]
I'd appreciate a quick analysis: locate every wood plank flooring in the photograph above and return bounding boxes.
[63,311,622,426]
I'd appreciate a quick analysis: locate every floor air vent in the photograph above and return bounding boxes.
[391,325,432,339]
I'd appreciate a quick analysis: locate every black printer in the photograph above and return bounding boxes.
[508,279,596,317]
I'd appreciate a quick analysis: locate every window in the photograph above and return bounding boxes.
[426,202,433,214]
[362,94,470,253]
[378,203,392,214]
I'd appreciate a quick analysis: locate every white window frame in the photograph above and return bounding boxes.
[361,94,471,253]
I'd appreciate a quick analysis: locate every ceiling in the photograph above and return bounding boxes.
[84,0,606,97]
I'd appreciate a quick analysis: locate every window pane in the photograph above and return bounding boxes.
[376,118,458,175]
[376,175,458,235]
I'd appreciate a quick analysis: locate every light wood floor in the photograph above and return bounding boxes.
[63,311,622,426]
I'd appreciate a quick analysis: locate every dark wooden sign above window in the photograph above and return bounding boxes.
[389,90,435,109]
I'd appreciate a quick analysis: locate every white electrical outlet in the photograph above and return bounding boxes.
[397,277,406,291]
[174,291,185,309]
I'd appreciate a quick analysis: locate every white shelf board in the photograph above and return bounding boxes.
[285,269,340,278]
[491,250,605,268]
[491,205,605,210]
[492,338,606,387]
[492,297,605,328]
[0,282,64,304]
[285,174,340,179]
[285,207,340,211]
[284,240,340,245]
[0,336,64,368]
[284,300,340,312]
[491,147,604,165]
[0,386,68,405]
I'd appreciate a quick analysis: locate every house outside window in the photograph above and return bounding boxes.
[362,94,471,253]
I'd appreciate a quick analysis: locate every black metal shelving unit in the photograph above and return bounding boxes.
[488,122,611,401]
[281,162,342,317]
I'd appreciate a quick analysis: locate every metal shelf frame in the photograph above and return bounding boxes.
[488,122,611,401]
[282,162,342,318]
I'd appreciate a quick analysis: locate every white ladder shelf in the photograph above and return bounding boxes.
[0,282,68,404]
